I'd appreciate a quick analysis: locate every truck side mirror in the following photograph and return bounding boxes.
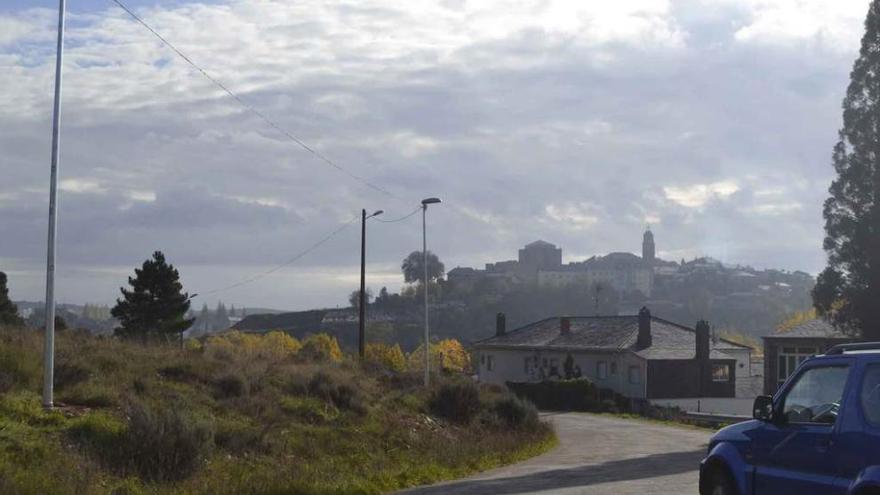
[753,395,774,421]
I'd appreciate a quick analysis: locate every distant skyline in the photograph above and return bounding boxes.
[0,0,872,309]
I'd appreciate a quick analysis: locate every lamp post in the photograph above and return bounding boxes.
[359,209,383,359]
[420,197,441,386]
[42,0,67,410]
[181,293,199,350]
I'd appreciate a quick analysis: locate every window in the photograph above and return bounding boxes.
[597,361,608,380]
[524,357,530,373]
[777,346,818,387]
[610,362,618,375]
[486,355,494,371]
[712,364,731,382]
[781,365,849,424]
[628,365,640,384]
[861,364,880,427]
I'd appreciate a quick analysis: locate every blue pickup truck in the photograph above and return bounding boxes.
[700,343,880,495]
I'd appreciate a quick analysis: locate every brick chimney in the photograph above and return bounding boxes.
[695,320,710,361]
[560,317,571,336]
[496,312,506,337]
[637,307,652,348]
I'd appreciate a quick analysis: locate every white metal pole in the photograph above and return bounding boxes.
[423,205,429,387]
[43,0,66,410]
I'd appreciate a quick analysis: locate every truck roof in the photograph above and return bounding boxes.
[823,342,880,356]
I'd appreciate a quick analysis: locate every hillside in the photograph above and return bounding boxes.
[0,326,554,494]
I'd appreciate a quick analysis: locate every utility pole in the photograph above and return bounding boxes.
[358,210,382,359]
[420,197,441,386]
[42,0,67,410]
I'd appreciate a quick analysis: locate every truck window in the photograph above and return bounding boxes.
[781,365,849,424]
[861,364,880,427]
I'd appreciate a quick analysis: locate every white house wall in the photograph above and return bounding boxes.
[717,348,751,377]
[477,349,647,399]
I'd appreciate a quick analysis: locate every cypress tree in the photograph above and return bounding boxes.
[814,0,880,339]
[111,251,194,341]
[0,272,23,326]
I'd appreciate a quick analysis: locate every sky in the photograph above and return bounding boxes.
[0,0,872,310]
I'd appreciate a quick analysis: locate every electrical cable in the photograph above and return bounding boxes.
[109,0,402,201]
[198,214,359,295]
[373,206,421,223]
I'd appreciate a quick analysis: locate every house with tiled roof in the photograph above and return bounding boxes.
[473,308,752,399]
[762,318,855,395]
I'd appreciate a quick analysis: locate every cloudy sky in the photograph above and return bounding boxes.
[0,0,871,310]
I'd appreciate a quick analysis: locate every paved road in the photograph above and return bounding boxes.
[399,413,713,495]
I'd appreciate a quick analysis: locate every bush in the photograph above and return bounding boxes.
[53,361,92,391]
[491,394,539,430]
[307,372,365,414]
[122,400,214,481]
[300,334,343,362]
[58,382,117,408]
[214,373,249,399]
[364,343,406,372]
[428,381,480,424]
[0,344,41,393]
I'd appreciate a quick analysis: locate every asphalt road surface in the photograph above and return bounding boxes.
[398,413,713,495]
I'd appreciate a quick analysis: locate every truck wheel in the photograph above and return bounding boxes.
[705,466,737,495]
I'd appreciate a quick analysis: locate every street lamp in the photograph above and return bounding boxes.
[359,209,383,359]
[421,197,441,386]
[42,0,67,410]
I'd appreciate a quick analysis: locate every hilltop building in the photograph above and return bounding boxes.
[474,308,751,399]
[643,228,655,265]
[448,230,656,296]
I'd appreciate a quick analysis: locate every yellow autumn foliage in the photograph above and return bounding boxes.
[407,339,470,373]
[365,342,407,372]
[203,330,301,361]
[300,333,343,362]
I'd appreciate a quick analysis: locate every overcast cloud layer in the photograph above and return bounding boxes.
[0,0,871,309]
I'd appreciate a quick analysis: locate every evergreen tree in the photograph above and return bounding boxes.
[229,304,236,317]
[214,301,229,330]
[111,251,194,341]
[0,272,23,326]
[813,1,880,339]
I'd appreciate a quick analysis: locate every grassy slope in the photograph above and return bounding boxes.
[0,327,554,494]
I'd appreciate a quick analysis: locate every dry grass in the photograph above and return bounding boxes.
[0,326,554,494]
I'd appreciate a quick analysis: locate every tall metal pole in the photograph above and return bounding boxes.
[422,205,429,387]
[43,0,67,410]
[358,209,367,359]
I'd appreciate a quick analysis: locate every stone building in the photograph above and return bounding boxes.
[474,308,751,399]
[762,319,854,395]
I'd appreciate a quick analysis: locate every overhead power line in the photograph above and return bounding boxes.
[373,206,421,223]
[199,214,359,296]
[109,0,401,200]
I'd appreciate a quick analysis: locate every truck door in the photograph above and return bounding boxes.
[753,361,851,495]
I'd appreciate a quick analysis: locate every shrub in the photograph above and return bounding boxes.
[214,373,249,399]
[300,334,343,362]
[58,382,117,408]
[258,331,302,360]
[491,394,539,430]
[0,344,41,393]
[307,372,366,414]
[53,361,92,391]
[428,381,480,424]
[122,400,214,481]
[407,339,471,373]
[364,343,406,372]
[159,363,202,383]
